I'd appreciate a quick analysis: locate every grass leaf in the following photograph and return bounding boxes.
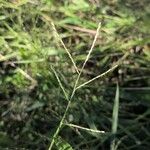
[54,136,73,150]
[111,83,119,150]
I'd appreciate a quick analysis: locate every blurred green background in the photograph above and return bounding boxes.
[0,0,150,149]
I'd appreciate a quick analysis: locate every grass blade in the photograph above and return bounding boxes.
[111,83,119,150]
[55,136,73,150]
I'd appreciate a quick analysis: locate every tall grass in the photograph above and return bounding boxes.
[0,1,150,150]
[48,21,129,149]
[48,21,102,150]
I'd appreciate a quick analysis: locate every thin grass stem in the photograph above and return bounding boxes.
[51,66,69,101]
[48,100,71,150]
[76,64,118,90]
[42,14,79,74]
[76,52,129,89]
[51,21,80,75]
[48,22,101,150]
[65,123,105,134]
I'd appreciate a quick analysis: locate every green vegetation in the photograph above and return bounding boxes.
[0,0,150,149]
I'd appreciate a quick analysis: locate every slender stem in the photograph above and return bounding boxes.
[76,52,129,90]
[42,14,79,74]
[51,21,80,74]
[48,100,71,150]
[48,22,101,150]
[65,123,105,133]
